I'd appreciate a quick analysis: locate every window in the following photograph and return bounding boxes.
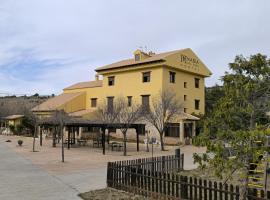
[184,95,187,101]
[142,72,151,82]
[135,54,140,61]
[141,95,150,111]
[169,71,176,83]
[107,97,114,113]
[165,123,180,137]
[184,82,187,88]
[195,99,200,110]
[127,96,132,107]
[91,98,97,107]
[184,108,187,113]
[108,76,115,86]
[82,127,100,133]
[195,78,200,88]
[108,128,116,133]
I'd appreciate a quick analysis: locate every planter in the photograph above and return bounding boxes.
[18,140,23,146]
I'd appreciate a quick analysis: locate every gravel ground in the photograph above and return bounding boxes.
[79,188,150,200]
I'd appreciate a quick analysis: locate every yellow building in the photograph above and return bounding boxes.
[33,48,212,144]
[1,115,24,128]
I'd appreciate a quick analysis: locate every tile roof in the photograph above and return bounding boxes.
[64,80,103,90]
[179,112,200,120]
[4,115,24,120]
[69,109,94,117]
[95,49,187,72]
[32,92,84,111]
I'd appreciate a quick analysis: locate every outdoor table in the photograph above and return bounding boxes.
[65,138,75,145]
[93,138,102,147]
[110,142,123,151]
[77,139,87,146]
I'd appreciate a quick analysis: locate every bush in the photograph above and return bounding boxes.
[17,140,23,146]
[16,124,24,134]
[9,125,15,132]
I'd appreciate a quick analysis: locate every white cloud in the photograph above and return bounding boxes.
[0,0,270,94]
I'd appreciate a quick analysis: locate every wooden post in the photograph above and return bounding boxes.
[61,125,64,162]
[136,127,139,152]
[52,126,56,147]
[102,127,106,155]
[67,127,70,150]
[107,129,110,144]
[39,126,42,146]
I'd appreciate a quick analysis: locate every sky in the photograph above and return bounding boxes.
[0,0,270,96]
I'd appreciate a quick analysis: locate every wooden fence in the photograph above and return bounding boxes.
[107,155,270,200]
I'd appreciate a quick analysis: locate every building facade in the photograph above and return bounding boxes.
[33,48,212,144]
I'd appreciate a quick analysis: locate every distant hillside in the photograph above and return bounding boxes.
[0,95,52,118]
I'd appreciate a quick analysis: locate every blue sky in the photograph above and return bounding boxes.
[0,0,270,95]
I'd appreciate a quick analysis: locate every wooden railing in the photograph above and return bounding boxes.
[107,155,270,200]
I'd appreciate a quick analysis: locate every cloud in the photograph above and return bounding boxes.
[0,0,270,94]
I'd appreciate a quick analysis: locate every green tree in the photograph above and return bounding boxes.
[194,54,270,198]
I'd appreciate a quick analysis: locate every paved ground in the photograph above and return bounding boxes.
[0,135,206,199]
[0,140,81,200]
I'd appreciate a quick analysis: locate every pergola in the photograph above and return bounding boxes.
[38,117,146,155]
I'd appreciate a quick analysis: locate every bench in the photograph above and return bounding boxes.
[77,139,87,146]
[110,142,123,151]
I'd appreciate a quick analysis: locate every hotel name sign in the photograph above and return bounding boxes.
[180,54,200,71]
[180,54,199,65]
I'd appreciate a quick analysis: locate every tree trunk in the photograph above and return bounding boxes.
[123,131,127,156]
[160,132,165,151]
[61,125,64,162]
[32,124,36,152]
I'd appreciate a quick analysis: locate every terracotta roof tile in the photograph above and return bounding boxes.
[69,109,94,117]
[32,92,84,111]
[95,49,186,72]
[64,80,102,90]
[4,115,24,120]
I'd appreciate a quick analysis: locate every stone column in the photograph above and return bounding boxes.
[78,127,82,138]
[192,121,196,137]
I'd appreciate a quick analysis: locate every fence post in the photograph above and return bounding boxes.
[219,182,223,200]
[224,183,228,200]
[229,184,234,200]
[235,185,240,200]
[176,174,180,198]
[190,177,193,199]
[180,175,188,199]
[199,179,203,199]
[209,180,212,200]
[162,156,165,172]
[204,179,208,199]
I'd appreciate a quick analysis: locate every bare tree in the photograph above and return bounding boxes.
[95,97,142,156]
[50,109,70,162]
[115,98,142,156]
[95,99,121,124]
[143,91,183,151]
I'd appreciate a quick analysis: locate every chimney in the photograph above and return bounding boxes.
[95,74,99,81]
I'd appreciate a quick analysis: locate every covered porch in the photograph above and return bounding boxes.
[38,117,146,155]
[164,112,199,145]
